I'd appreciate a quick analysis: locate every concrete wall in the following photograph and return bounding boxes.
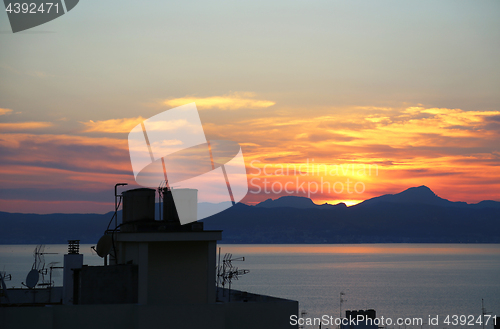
[0,287,62,305]
[147,241,216,304]
[62,253,83,304]
[76,264,138,304]
[115,239,217,305]
[225,299,298,329]
[0,298,298,329]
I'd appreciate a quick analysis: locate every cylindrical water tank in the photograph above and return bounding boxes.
[170,188,198,225]
[122,188,155,228]
[162,188,179,224]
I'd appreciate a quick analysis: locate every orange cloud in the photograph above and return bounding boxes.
[0,121,52,131]
[81,116,146,133]
[205,106,500,204]
[0,132,136,213]
[0,133,131,177]
[163,92,275,110]
[0,108,13,116]
[1,105,499,214]
[0,133,127,148]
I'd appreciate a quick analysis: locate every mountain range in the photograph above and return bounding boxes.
[1,186,499,244]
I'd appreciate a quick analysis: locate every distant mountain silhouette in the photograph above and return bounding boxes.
[357,185,465,207]
[203,186,500,243]
[1,186,499,244]
[253,186,499,209]
[255,196,346,209]
[357,185,499,209]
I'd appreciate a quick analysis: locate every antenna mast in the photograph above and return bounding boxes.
[0,270,12,304]
[114,183,128,229]
[340,291,346,319]
[217,252,249,301]
[482,299,491,329]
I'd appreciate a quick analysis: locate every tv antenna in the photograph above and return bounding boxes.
[157,180,168,221]
[216,249,249,301]
[482,299,491,329]
[340,291,347,319]
[112,183,128,229]
[44,262,62,288]
[0,269,12,304]
[22,245,58,289]
[102,183,127,265]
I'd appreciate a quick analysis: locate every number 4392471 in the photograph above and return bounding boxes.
[444,315,497,326]
[5,3,59,14]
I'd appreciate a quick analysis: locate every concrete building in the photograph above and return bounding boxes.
[0,187,298,329]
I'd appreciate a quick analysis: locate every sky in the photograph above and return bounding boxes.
[0,0,499,214]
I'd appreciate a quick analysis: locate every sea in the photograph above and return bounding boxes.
[1,244,499,329]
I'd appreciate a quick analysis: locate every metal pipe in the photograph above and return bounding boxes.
[114,183,128,229]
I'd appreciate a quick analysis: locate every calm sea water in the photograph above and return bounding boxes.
[1,244,499,329]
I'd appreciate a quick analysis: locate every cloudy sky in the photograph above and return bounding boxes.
[1,0,499,213]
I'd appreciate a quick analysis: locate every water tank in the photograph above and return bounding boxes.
[122,188,155,230]
[170,188,198,225]
[162,188,180,224]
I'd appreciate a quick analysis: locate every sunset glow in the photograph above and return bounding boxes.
[1,1,499,213]
[1,103,499,213]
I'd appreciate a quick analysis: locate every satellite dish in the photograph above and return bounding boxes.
[26,269,39,289]
[96,235,112,258]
